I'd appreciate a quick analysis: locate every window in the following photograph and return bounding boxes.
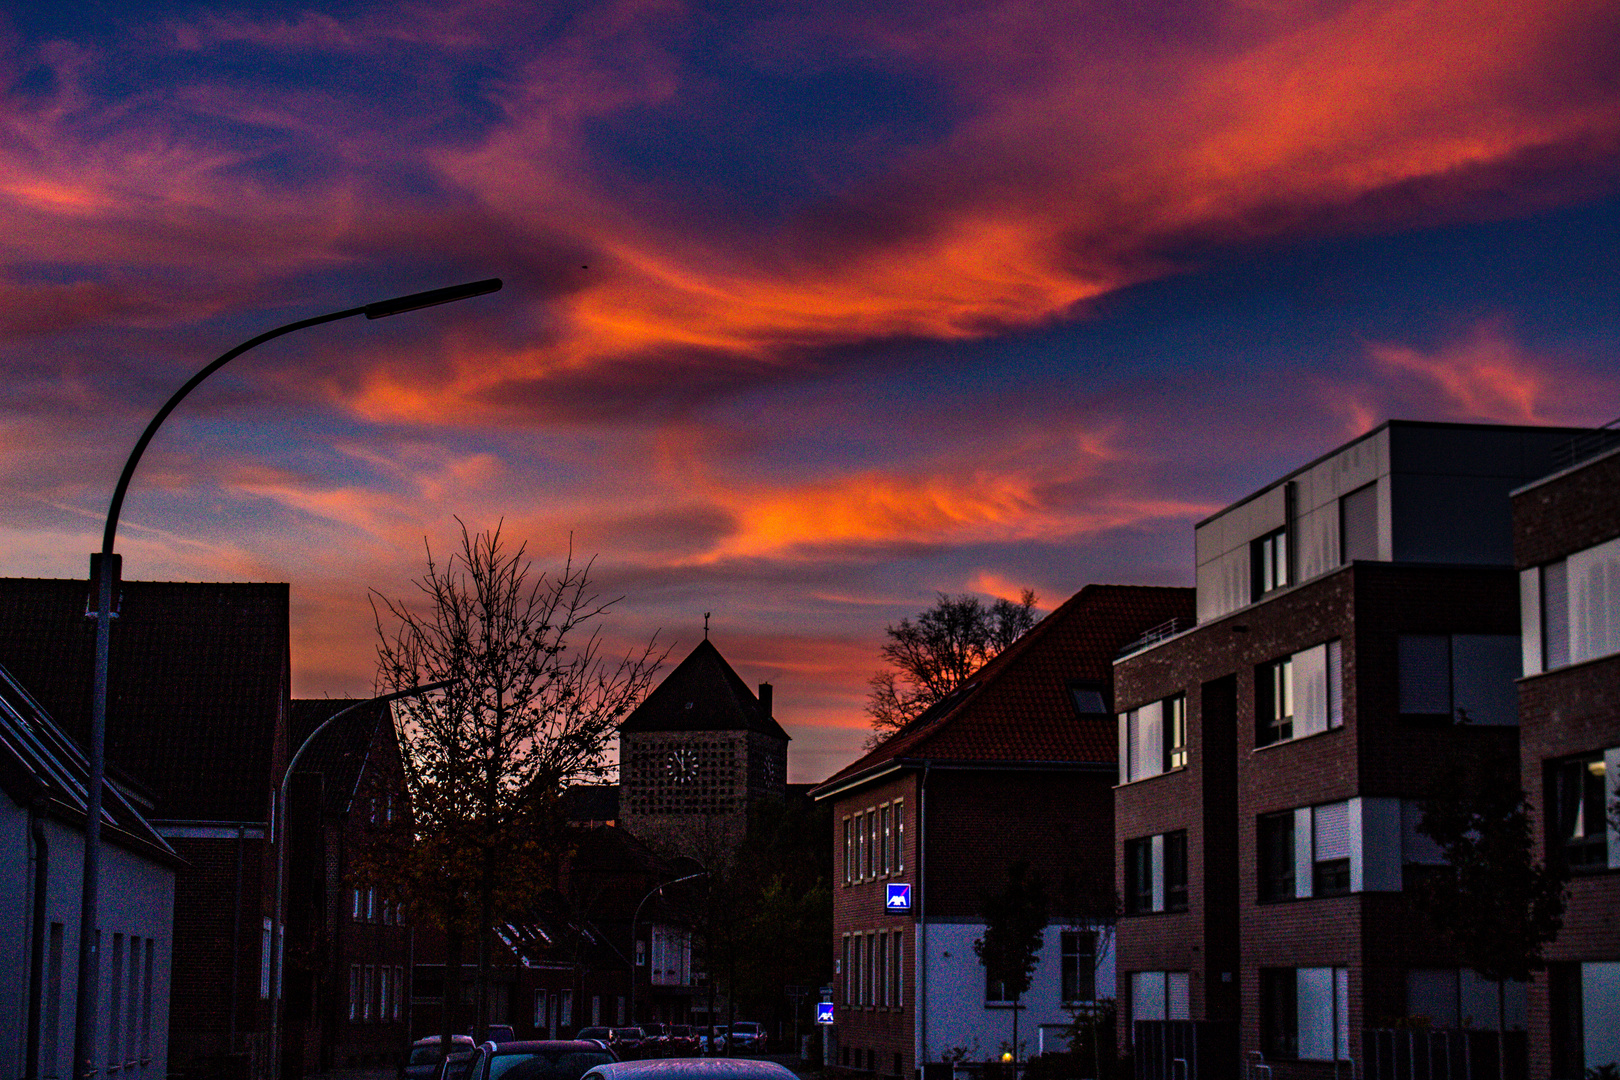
[1125,831,1185,913]
[1399,634,1520,725]
[892,931,904,1008]
[1124,838,1154,914]
[1340,483,1378,563]
[559,989,572,1028]
[352,887,362,920]
[1165,696,1187,770]
[1312,802,1351,896]
[867,813,877,878]
[1070,681,1109,717]
[1527,540,1620,673]
[843,936,852,1003]
[848,819,861,887]
[1061,931,1097,1003]
[1261,969,1299,1058]
[1263,967,1349,1061]
[877,933,889,1006]
[1252,528,1289,600]
[1406,969,1528,1030]
[396,966,405,1019]
[1131,971,1189,1021]
[1551,753,1612,871]
[855,814,866,881]
[893,800,905,872]
[1258,812,1296,902]
[880,805,891,875]
[534,990,549,1028]
[349,965,360,1021]
[1120,694,1188,782]
[364,965,375,1021]
[1164,830,1188,912]
[380,966,392,1024]
[261,919,273,999]
[1258,642,1342,745]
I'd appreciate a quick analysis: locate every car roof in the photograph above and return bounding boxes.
[414,1035,477,1047]
[487,1042,611,1053]
[582,1061,797,1080]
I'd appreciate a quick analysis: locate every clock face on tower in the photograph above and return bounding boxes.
[668,748,698,783]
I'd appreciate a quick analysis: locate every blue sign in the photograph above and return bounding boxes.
[886,883,912,911]
[816,1002,835,1025]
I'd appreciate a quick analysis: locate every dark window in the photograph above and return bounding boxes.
[1164,831,1188,912]
[1398,635,1452,722]
[1551,755,1609,871]
[1124,838,1153,914]
[1542,560,1570,670]
[1260,968,1299,1059]
[1061,931,1097,1003]
[1312,802,1351,897]
[1165,695,1187,770]
[1256,658,1293,746]
[1340,483,1378,563]
[1258,813,1296,902]
[1069,681,1109,717]
[1252,528,1289,600]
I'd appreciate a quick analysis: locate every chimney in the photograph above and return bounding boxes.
[758,682,773,719]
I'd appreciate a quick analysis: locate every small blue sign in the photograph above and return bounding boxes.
[816,1002,835,1025]
[886,883,912,911]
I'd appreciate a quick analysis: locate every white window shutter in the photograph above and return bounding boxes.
[1327,640,1343,729]
[1570,536,1620,665]
[1295,808,1314,898]
[1520,568,1542,677]
[1150,834,1165,913]
[1294,644,1328,737]
[1297,968,1336,1060]
[1314,801,1350,861]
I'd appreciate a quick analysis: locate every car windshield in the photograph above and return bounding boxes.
[490,1052,616,1080]
[410,1048,447,1067]
[442,1056,476,1080]
[732,1025,759,1034]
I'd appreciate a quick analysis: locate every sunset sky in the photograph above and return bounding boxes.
[3,0,1618,781]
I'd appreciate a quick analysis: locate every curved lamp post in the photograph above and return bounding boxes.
[267,682,451,1076]
[75,278,501,1080]
[629,871,708,1030]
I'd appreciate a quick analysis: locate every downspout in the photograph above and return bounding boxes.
[27,800,49,1080]
[230,825,245,1046]
[915,763,930,1078]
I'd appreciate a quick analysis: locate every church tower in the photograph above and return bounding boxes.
[617,638,789,862]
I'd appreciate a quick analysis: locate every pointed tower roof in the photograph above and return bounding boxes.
[618,638,789,740]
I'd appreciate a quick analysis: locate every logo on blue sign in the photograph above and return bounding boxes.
[886,883,911,911]
[816,1002,835,1025]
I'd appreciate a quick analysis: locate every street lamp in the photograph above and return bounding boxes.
[266,682,451,1076]
[629,871,708,1029]
[75,278,501,1080]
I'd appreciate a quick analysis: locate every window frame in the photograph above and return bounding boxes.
[1550,753,1610,872]
[1163,830,1189,912]
[1258,812,1297,903]
[1061,930,1098,1004]
[1252,528,1289,600]
[1257,656,1294,746]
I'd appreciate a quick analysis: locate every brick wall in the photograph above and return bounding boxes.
[168,833,268,1064]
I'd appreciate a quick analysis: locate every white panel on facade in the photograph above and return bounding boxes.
[1297,968,1336,1060]
[1336,968,1350,1060]
[1584,962,1620,1071]
[1167,972,1190,1021]
[1133,972,1166,1021]
[1295,808,1314,899]
[1150,834,1165,913]
[1351,797,1403,892]
[1294,644,1329,737]
[1297,504,1338,582]
[1451,635,1521,726]
[1569,536,1620,665]
[1327,640,1343,729]
[1520,568,1543,677]
[1141,706,1163,781]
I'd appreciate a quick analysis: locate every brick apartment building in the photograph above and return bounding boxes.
[283,698,413,1071]
[812,584,1194,1080]
[1112,421,1585,1078]
[1513,439,1620,1077]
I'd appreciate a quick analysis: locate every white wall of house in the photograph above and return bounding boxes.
[0,798,175,1080]
[919,921,1115,1064]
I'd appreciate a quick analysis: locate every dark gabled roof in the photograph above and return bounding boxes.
[618,638,788,740]
[290,698,392,816]
[563,783,620,822]
[811,584,1195,797]
[0,661,181,866]
[0,577,289,822]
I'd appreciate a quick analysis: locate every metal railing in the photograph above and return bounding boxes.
[1361,1029,1526,1080]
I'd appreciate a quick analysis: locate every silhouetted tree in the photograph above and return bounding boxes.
[866,590,1039,745]
[975,861,1050,1065]
[363,521,665,1043]
[1416,751,1567,1056]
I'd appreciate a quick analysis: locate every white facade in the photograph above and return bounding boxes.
[0,799,175,1080]
[916,921,1115,1063]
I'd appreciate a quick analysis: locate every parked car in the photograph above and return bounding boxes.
[636,1023,670,1058]
[403,1036,477,1080]
[576,1029,615,1051]
[465,1040,619,1080]
[482,1025,518,1044]
[609,1029,649,1060]
[580,1059,798,1080]
[437,1051,478,1080]
[722,1024,765,1055]
[696,1027,726,1055]
[663,1025,699,1056]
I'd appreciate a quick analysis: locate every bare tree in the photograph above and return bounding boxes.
[366,520,666,1042]
[865,590,1039,746]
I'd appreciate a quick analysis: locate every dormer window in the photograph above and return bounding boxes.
[1252,528,1289,600]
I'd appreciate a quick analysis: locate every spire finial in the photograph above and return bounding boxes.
[704,612,711,639]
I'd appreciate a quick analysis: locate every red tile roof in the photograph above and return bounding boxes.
[811,584,1193,795]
